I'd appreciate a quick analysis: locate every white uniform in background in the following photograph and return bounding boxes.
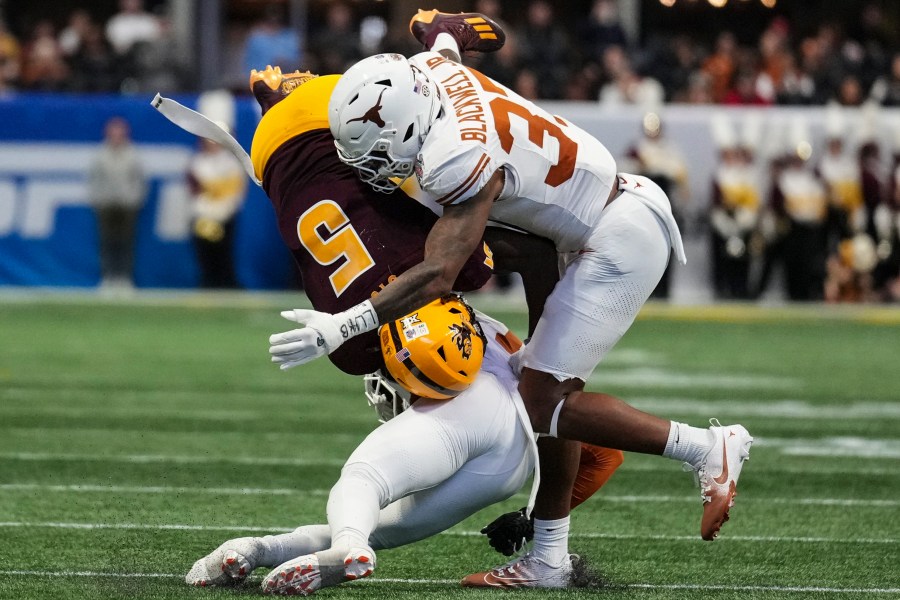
[409,52,685,381]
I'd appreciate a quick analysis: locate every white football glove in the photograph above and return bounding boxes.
[269,301,379,370]
[269,309,344,370]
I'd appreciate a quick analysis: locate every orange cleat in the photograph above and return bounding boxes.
[461,552,575,588]
[409,9,506,54]
[692,420,753,541]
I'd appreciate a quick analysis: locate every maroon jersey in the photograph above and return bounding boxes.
[263,129,493,375]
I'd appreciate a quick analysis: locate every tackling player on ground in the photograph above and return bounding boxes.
[268,7,754,587]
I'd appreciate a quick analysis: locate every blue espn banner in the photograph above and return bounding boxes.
[0,93,294,289]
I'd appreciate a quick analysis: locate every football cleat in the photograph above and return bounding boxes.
[691,419,754,541]
[460,552,576,588]
[249,65,318,115]
[261,546,375,596]
[185,537,264,587]
[409,9,506,54]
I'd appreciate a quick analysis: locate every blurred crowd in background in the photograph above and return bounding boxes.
[1,0,899,302]
[3,0,900,105]
[0,0,184,93]
[624,109,900,304]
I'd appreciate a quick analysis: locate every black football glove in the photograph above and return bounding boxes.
[480,507,534,556]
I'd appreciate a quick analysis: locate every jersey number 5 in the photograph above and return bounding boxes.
[297,200,375,297]
[469,68,577,187]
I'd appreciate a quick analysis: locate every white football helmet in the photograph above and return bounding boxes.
[329,53,441,193]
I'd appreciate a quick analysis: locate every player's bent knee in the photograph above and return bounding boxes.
[337,461,392,502]
[520,390,554,433]
[518,375,564,434]
[518,368,585,435]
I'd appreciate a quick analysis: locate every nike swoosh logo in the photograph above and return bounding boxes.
[713,433,730,485]
[484,573,539,586]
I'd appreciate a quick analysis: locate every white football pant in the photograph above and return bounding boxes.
[330,358,533,551]
[523,174,680,382]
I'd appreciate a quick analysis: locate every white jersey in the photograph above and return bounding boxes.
[409,52,618,253]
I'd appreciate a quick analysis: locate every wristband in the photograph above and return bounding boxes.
[334,300,379,341]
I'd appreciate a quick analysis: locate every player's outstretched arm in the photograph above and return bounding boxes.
[369,170,503,322]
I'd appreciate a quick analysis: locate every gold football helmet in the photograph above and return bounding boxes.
[380,295,486,400]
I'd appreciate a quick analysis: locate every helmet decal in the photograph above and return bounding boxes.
[347,88,387,128]
[449,323,473,359]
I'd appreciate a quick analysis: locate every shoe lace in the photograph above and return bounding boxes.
[494,551,535,577]
[682,461,711,501]
[504,531,533,566]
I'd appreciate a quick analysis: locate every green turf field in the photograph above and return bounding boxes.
[1,292,898,599]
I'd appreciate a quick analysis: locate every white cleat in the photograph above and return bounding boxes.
[460,552,576,588]
[261,546,375,596]
[185,537,264,587]
[693,419,754,540]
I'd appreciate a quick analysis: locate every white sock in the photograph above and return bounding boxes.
[662,421,714,467]
[260,525,332,566]
[430,32,461,58]
[530,516,570,566]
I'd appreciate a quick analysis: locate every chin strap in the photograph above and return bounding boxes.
[151,93,262,187]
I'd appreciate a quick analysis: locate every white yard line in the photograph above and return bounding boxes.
[1,483,897,507]
[626,398,900,419]
[621,462,900,476]
[0,521,288,532]
[0,483,328,496]
[0,570,895,594]
[588,368,802,390]
[623,583,900,594]
[1,521,897,546]
[0,570,179,578]
[4,434,900,467]
[0,452,346,467]
[757,437,900,459]
[597,495,900,508]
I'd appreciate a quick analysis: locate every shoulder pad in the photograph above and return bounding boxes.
[417,141,494,207]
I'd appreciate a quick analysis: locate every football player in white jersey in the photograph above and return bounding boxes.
[268,9,753,587]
